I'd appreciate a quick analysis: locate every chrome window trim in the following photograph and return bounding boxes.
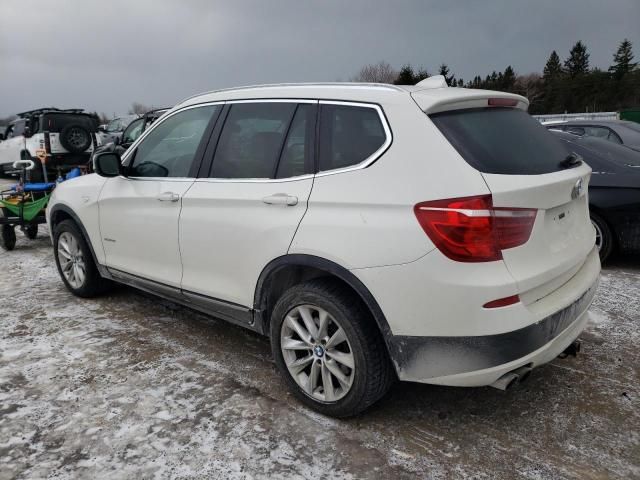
[121,99,392,183]
[225,99,318,105]
[195,173,314,184]
[315,100,392,178]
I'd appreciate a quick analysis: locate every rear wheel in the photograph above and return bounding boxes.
[53,220,111,297]
[270,279,394,417]
[591,212,613,263]
[1,224,16,251]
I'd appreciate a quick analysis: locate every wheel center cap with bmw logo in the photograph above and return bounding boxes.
[314,345,325,358]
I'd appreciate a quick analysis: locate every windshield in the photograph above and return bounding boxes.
[430,108,569,175]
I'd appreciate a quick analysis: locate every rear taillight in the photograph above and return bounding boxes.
[414,195,536,262]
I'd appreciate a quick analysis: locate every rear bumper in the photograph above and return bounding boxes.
[387,278,597,385]
[377,246,600,385]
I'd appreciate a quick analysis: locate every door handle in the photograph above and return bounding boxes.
[262,193,298,206]
[157,191,180,202]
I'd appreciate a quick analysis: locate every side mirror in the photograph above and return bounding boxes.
[93,151,122,177]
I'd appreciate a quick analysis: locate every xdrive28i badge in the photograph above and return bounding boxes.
[571,178,584,200]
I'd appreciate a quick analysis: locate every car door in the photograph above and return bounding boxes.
[179,100,316,309]
[98,103,222,287]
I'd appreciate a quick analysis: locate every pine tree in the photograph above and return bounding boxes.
[564,41,590,77]
[394,65,416,85]
[415,68,430,83]
[502,66,516,91]
[543,51,563,80]
[609,39,637,78]
[438,64,455,85]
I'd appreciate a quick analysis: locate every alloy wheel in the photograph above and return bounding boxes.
[57,231,86,289]
[592,219,603,252]
[280,304,355,403]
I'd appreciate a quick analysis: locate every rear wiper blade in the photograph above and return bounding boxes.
[559,152,583,169]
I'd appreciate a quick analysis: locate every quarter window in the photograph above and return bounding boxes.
[318,104,387,172]
[128,105,218,178]
[210,103,297,179]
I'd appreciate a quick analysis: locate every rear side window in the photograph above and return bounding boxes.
[211,103,296,179]
[431,108,570,175]
[318,104,387,172]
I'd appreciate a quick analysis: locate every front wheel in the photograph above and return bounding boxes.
[270,279,394,417]
[53,220,111,297]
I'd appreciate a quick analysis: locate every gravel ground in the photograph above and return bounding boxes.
[0,210,639,478]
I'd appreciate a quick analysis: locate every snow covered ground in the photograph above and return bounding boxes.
[1,224,639,479]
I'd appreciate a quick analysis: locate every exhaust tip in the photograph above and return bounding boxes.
[490,372,519,391]
[490,365,534,390]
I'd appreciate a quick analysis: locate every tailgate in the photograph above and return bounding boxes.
[428,103,597,295]
[483,165,595,293]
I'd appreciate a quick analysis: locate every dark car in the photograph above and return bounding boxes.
[545,120,640,152]
[98,115,140,145]
[550,129,640,262]
[119,108,169,149]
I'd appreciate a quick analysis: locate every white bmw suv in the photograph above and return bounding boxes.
[47,78,600,417]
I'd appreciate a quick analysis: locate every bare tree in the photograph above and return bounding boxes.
[514,73,544,105]
[129,102,152,115]
[351,61,397,83]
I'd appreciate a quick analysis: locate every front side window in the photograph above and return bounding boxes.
[129,105,218,178]
[210,102,297,179]
[318,104,387,172]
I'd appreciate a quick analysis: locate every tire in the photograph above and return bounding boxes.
[270,279,394,417]
[591,211,614,263]
[25,224,38,240]
[59,124,91,153]
[53,219,111,297]
[1,224,16,251]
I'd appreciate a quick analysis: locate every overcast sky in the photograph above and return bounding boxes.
[1,0,638,117]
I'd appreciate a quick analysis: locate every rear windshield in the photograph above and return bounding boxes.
[430,108,569,175]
